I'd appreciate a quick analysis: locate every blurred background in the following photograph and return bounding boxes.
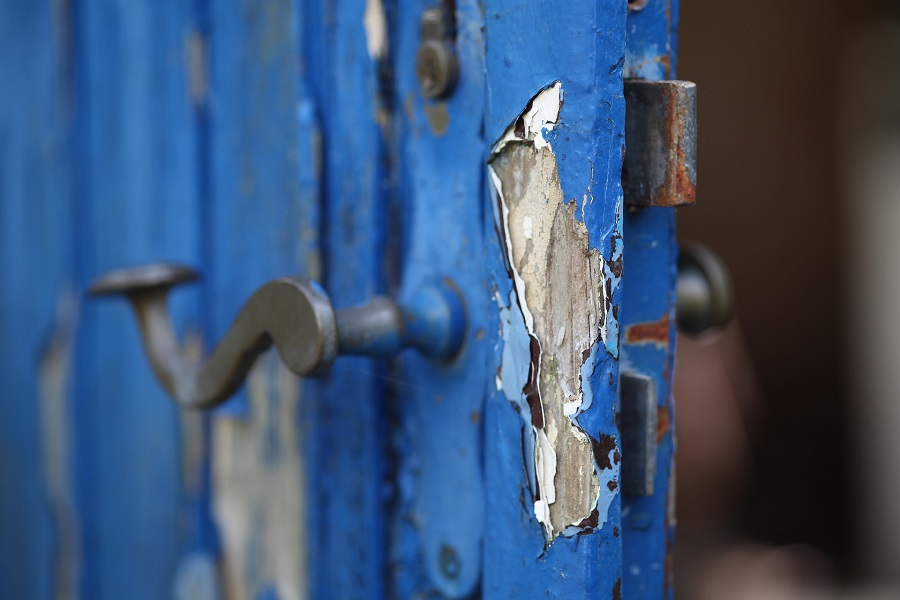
[673,0,900,597]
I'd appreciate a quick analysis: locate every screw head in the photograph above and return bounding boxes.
[416,40,458,100]
[438,544,461,580]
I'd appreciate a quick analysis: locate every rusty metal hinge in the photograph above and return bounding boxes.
[623,80,697,208]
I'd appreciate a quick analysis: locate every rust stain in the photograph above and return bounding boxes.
[625,313,670,345]
[660,54,672,80]
[591,434,618,470]
[624,80,696,207]
[612,578,622,600]
[653,84,696,206]
[574,508,600,533]
[657,404,670,444]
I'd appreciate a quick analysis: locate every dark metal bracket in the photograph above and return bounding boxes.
[620,372,658,497]
[90,264,466,409]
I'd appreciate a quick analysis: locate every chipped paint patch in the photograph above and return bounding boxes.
[173,552,220,600]
[490,83,613,541]
[212,353,308,600]
[492,81,563,155]
[38,289,80,600]
[423,101,450,136]
[185,29,208,106]
[363,0,388,60]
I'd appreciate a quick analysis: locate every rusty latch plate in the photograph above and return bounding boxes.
[623,80,697,207]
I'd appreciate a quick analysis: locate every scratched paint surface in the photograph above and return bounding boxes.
[621,1,681,598]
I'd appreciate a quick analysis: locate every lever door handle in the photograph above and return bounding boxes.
[676,243,734,335]
[90,264,466,409]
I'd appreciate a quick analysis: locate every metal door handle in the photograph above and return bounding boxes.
[676,243,734,334]
[90,264,465,409]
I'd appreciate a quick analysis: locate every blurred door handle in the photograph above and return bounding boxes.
[90,264,466,409]
[677,243,734,334]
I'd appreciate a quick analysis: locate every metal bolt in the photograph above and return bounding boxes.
[416,7,458,100]
[438,544,461,580]
[416,40,458,99]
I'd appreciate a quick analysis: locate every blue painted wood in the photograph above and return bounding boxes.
[72,1,201,598]
[482,1,627,597]
[389,1,488,597]
[0,2,72,598]
[0,1,680,596]
[207,0,319,381]
[206,0,320,596]
[301,0,390,597]
[620,2,681,598]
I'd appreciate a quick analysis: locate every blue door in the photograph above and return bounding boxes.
[0,0,687,598]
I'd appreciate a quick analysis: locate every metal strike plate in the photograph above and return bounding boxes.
[620,371,657,496]
[623,80,697,207]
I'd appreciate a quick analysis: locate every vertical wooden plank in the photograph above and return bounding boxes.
[389,1,488,598]
[74,1,201,598]
[387,0,484,597]
[300,0,391,597]
[0,2,73,598]
[205,0,320,596]
[620,2,680,598]
[482,0,627,597]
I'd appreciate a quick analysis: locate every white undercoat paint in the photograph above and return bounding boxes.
[363,0,388,60]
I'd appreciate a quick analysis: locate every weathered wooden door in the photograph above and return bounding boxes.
[0,0,682,598]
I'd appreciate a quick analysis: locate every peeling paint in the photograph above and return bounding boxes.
[38,289,80,600]
[423,101,449,136]
[185,29,207,106]
[213,352,308,600]
[489,83,614,541]
[363,0,388,60]
[492,81,563,155]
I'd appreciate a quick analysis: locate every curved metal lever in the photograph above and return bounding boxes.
[676,243,734,335]
[89,264,466,409]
